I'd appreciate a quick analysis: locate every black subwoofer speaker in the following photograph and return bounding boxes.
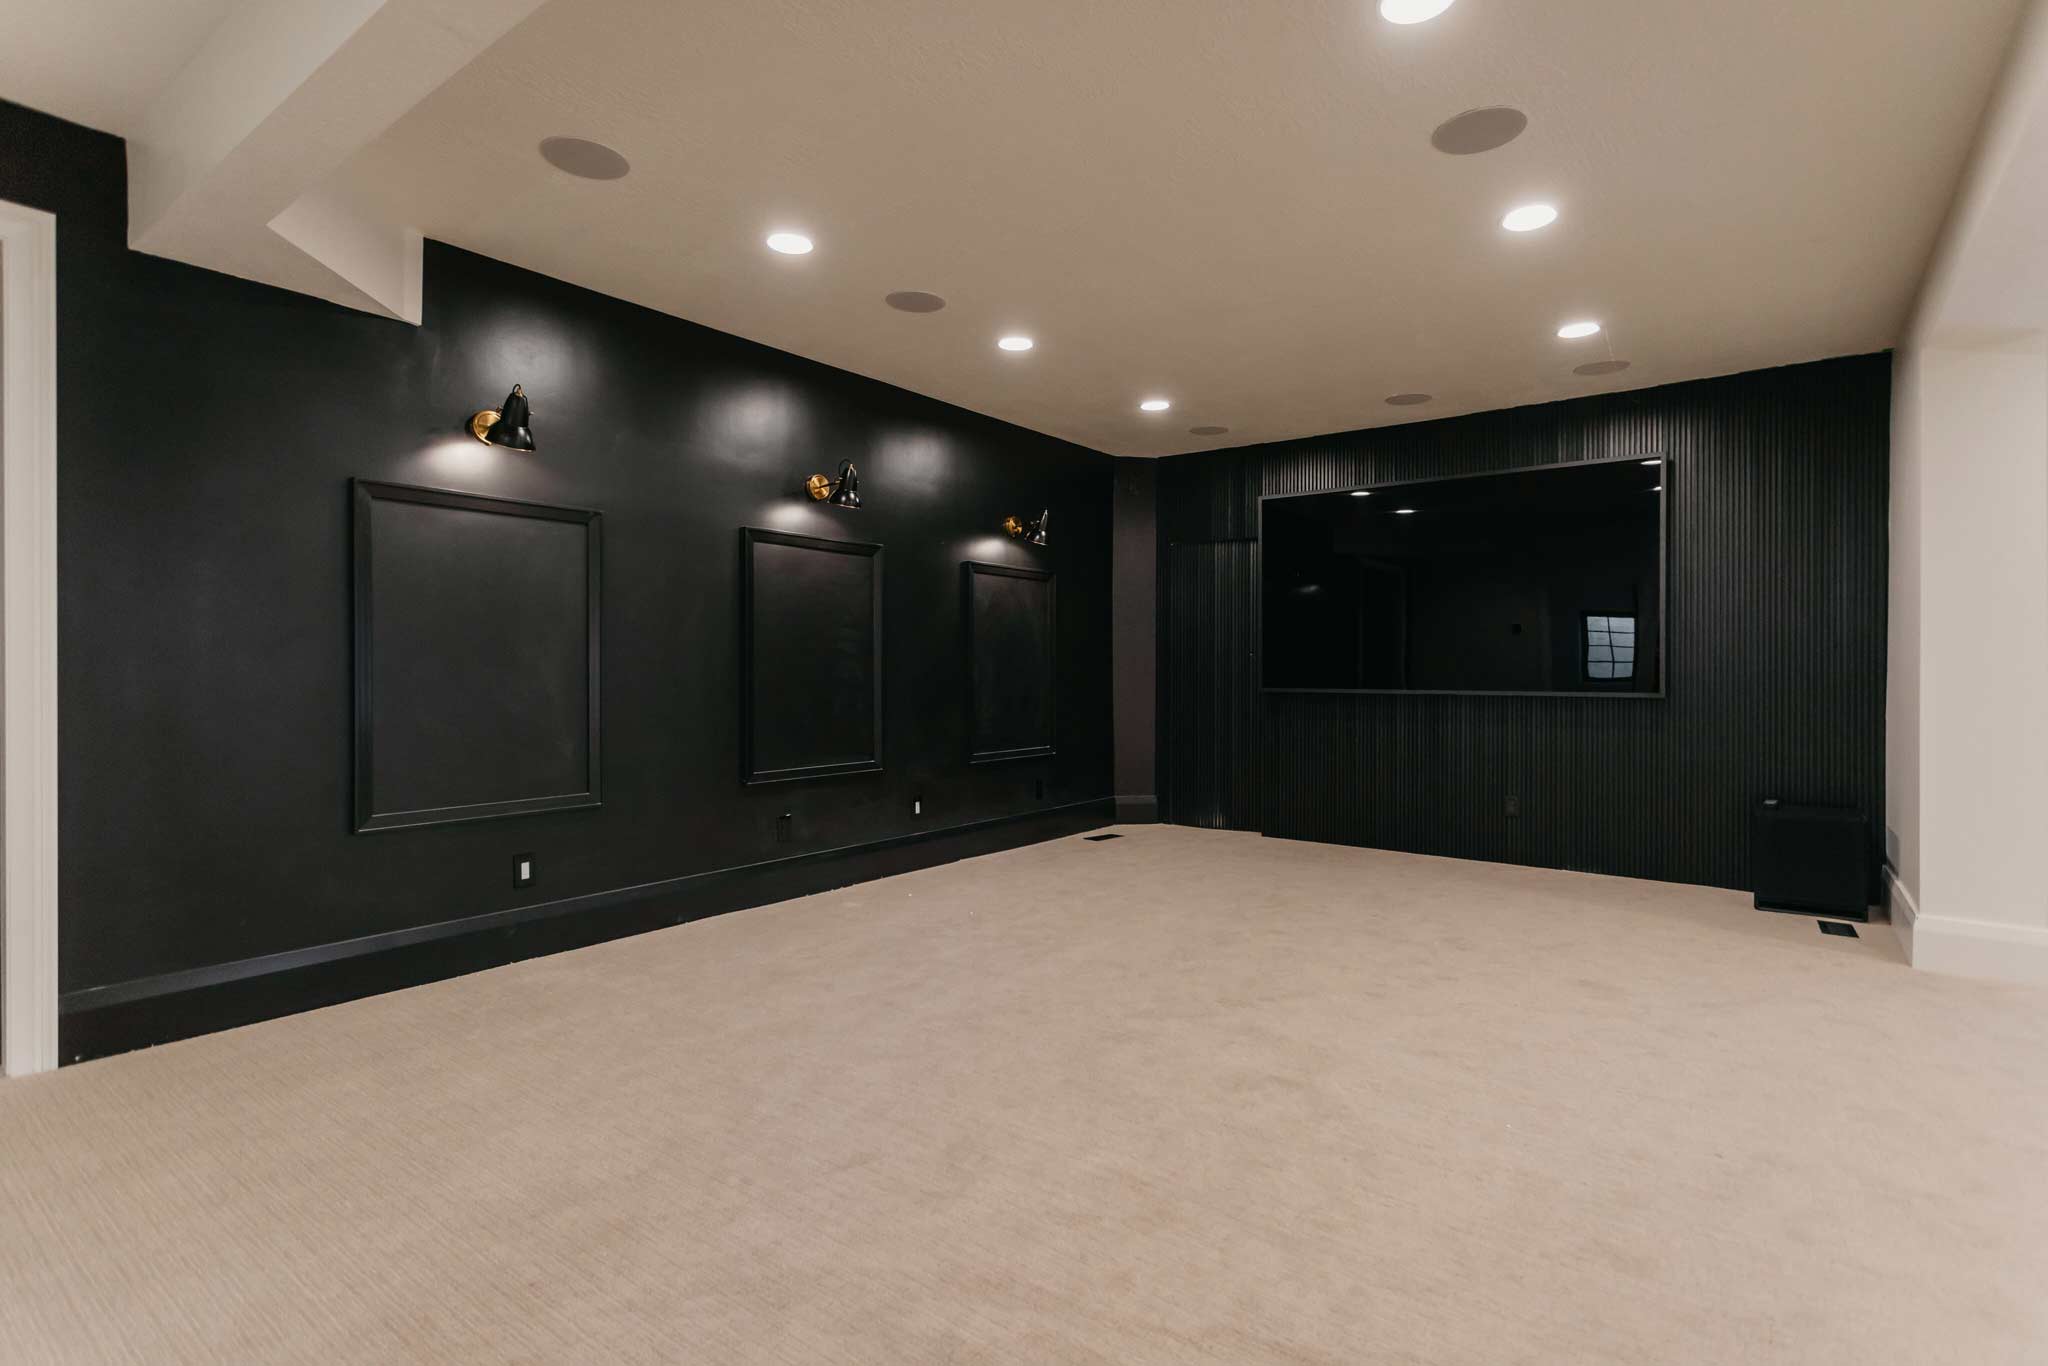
[1752,800,1869,922]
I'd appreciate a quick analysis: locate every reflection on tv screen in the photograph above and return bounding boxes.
[1261,458,1664,695]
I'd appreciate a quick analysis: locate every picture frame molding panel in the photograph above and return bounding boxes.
[739,526,885,785]
[963,558,1058,765]
[352,479,603,833]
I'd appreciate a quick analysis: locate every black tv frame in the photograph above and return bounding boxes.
[1256,453,1669,699]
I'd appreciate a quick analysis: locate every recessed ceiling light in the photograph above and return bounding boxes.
[538,136,630,180]
[1349,490,1371,498]
[884,291,946,313]
[1395,508,1417,515]
[1502,203,1558,232]
[997,336,1034,352]
[1189,425,1230,436]
[1385,393,1432,406]
[1575,360,1631,376]
[1380,0,1455,22]
[1139,398,1171,412]
[765,232,814,255]
[1431,106,1528,156]
[1557,321,1602,339]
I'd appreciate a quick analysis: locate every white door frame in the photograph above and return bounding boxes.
[1,200,59,1077]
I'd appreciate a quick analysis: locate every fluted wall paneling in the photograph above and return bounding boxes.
[1158,355,1889,894]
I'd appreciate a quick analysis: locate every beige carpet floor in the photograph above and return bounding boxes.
[3,827,2046,1364]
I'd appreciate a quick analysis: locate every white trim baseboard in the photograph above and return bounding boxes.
[1,199,59,1077]
[1886,865,2048,986]
[1907,910,2048,987]
[1883,865,1918,962]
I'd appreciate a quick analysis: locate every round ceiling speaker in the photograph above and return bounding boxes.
[538,136,630,180]
[1188,425,1231,436]
[1385,393,1433,406]
[1574,360,1632,376]
[884,291,947,313]
[1430,106,1528,156]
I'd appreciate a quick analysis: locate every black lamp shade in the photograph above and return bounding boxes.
[828,460,862,509]
[1025,508,1049,547]
[482,385,536,451]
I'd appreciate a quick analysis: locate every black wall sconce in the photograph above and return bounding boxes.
[805,459,862,509]
[1002,509,1050,547]
[469,384,536,451]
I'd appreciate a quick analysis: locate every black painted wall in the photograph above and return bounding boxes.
[1158,355,1889,892]
[0,101,1113,1050]
[1112,458,1157,820]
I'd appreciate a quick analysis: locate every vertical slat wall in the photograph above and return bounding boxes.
[1162,541,1259,828]
[1157,354,1890,892]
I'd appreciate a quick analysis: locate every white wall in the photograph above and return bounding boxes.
[0,200,60,1077]
[1884,345,1921,943]
[1887,0,2048,983]
[1891,339,2048,978]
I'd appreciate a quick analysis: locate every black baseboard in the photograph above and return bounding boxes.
[1115,795,1159,824]
[61,798,1114,1064]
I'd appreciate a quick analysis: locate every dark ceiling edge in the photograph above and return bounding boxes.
[414,236,1127,465]
[1153,349,1896,465]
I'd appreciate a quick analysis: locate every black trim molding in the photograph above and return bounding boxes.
[964,559,1058,764]
[739,527,885,784]
[352,480,603,832]
[61,797,1115,1063]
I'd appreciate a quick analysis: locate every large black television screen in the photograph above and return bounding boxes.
[1260,456,1665,695]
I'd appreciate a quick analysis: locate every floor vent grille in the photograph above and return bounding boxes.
[1818,921,1858,938]
[1083,833,1122,842]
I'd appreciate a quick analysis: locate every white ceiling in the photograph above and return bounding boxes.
[0,0,240,135]
[2,0,2028,456]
